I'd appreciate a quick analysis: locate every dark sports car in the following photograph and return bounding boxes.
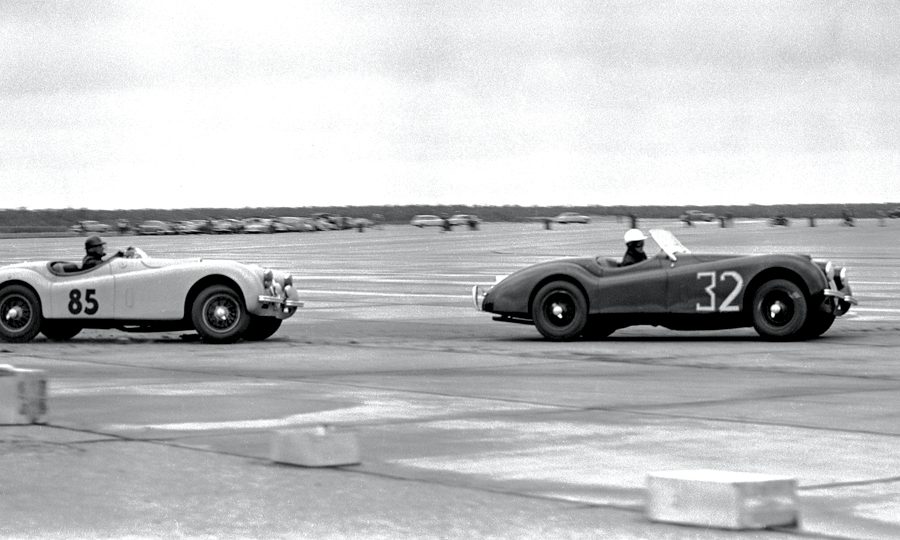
[472,230,857,341]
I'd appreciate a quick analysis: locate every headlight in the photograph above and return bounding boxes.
[284,274,293,287]
[824,261,834,281]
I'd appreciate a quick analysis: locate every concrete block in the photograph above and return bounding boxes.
[0,365,48,425]
[646,469,798,530]
[270,426,361,467]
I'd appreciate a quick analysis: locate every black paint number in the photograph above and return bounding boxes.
[68,289,99,315]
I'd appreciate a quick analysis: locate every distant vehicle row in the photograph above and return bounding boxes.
[410,214,483,227]
[70,215,375,236]
[409,212,593,227]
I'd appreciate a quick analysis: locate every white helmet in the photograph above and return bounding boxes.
[624,228,647,243]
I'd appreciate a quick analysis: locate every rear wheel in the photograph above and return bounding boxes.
[191,285,249,343]
[531,281,587,341]
[243,315,282,341]
[40,321,82,341]
[0,285,43,343]
[751,279,809,340]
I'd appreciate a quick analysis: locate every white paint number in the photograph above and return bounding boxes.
[696,271,743,312]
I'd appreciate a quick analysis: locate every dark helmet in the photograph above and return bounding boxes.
[85,235,105,249]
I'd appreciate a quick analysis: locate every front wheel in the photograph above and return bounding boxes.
[0,285,43,343]
[751,279,809,340]
[531,281,587,341]
[191,285,249,343]
[242,315,283,341]
[803,312,836,339]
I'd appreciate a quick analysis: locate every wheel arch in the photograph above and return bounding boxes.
[183,275,245,319]
[527,274,590,318]
[742,267,811,316]
[0,279,45,314]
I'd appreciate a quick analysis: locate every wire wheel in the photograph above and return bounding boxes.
[0,285,42,343]
[191,285,249,343]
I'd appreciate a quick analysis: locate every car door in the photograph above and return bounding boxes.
[665,254,747,314]
[48,265,115,319]
[110,258,181,320]
[594,256,668,313]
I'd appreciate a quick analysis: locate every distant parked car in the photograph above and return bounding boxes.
[680,210,717,223]
[272,217,311,232]
[137,220,175,235]
[769,215,790,227]
[211,219,242,234]
[410,215,445,227]
[69,221,111,235]
[349,218,375,229]
[174,220,207,234]
[553,212,590,224]
[888,207,900,218]
[241,218,275,234]
[448,214,482,227]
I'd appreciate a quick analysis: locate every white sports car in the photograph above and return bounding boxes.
[0,247,303,343]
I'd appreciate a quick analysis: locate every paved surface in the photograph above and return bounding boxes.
[1,219,899,538]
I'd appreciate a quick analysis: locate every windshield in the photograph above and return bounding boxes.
[649,229,691,261]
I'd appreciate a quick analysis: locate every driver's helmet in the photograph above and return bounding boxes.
[85,235,105,249]
[623,228,647,244]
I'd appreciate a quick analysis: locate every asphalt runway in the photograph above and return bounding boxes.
[2,219,899,538]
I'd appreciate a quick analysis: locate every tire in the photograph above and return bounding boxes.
[751,279,809,340]
[803,312,836,339]
[40,321,82,341]
[242,315,283,341]
[190,285,249,343]
[0,284,43,343]
[531,281,588,341]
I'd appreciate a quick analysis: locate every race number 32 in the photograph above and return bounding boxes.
[68,289,99,315]
[696,271,743,312]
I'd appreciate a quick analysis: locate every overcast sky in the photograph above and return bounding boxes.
[2,1,899,210]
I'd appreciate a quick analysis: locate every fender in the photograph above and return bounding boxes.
[0,266,53,317]
[742,254,829,300]
[487,259,600,316]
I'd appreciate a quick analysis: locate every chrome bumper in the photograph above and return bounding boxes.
[258,295,305,308]
[258,283,304,319]
[472,285,490,311]
[823,288,857,316]
[822,264,857,316]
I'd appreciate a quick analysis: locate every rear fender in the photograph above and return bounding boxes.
[0,271,50,317]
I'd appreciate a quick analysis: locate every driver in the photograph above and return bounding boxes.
[82,236,132,270]
[620,229,648,267]
[81,236,107,270]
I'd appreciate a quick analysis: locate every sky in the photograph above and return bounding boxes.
[2,1,899,210]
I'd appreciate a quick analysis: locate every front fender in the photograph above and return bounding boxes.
[745,255,829,299]
[185,261,267,314]
[485,261,597,317]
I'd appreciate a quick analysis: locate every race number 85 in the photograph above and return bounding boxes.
[68,289,99,315]
[696,271,743,312]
